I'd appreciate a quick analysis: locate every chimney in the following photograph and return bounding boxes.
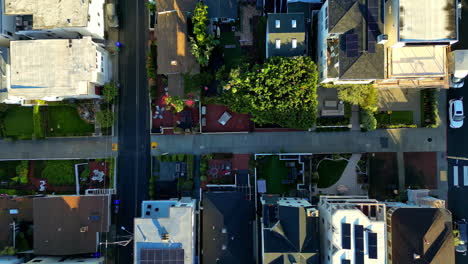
[162,233,170,242]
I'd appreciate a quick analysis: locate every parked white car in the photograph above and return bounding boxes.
[449,99,465,128]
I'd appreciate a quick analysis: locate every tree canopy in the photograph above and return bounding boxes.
[335,84,378,111]
[189,3,218,66]
[222,56,318,129]
[96,109,115,128]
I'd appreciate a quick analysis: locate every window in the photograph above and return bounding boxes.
[275,20,280,28]
[275,39,281,49]
[292,20,297,28]
[292,38,297,48]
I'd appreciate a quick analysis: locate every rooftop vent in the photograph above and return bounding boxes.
[162,233,170,242]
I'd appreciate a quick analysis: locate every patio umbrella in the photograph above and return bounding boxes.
[153,105,165,119]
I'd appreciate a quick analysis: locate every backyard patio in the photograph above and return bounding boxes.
[201,104,253,133]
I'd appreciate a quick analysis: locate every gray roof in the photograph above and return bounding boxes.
[202,192,255,264]
[327,0,385,79]
[390,207,455,264]
[262,196,320,264]
[206,0,238,19]
[266,13,306,58]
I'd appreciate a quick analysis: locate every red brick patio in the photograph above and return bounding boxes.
[202,104,253,133]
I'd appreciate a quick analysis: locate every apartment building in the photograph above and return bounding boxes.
[134,198,196,264]
[0,37,110,105]
[318,196,387,264]
[4,0,105,39]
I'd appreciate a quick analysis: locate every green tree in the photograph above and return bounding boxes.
[0,246,15,255]
[335,84,378,111]
[146,50,157,79]
[222,56,318,129]
[96,110,115,128]
[42,160,75,185]
[361,109,377,131]
[183,72,212,95]
[165,96,185,113]
[189,3,218,66]
[146,1,156,12]
[15,160,29,184]
[103,82,119,103]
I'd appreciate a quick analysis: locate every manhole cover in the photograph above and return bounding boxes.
[427,137,433,142]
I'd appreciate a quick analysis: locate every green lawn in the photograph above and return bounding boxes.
[46,106,94,137]
[260,156,293,194]
[375,111,414,128]
[220,32,242,68]
[3,107,33,139]
[317,159,347,188]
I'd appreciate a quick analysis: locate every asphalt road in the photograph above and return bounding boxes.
[115,0,150,263]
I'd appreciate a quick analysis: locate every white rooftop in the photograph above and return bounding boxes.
[398,0,457,42]
[9,37,100,100]
[390,46,447,78]
[134,199,195,264]
[5,0,89,29]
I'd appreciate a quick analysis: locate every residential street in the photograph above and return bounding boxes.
[114,0,150,263]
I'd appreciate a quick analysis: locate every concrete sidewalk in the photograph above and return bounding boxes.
[0,137,116,160]
[151,127,445,155]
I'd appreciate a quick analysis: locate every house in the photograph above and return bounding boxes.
[156,0,199,97]
[205,0,238,22]
[260,195,320,264]
[0,0,17,42]
[317,0,385,84]
[0,196,33,252]
[266,13,306,58]
[4,0,105,39]
[134,198,196,264]
[25,257,105,264]
[1,37,110,105]
[385,206,455,264]
[318,196,387,264]
[202,191,256,264]
[33,195,110,255]
[377,0,459,89]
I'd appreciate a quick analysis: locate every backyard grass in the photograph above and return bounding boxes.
[317,159,347,188]
[375,111,415,128]
[3,107,33,139]
[220,31,242,68]
[259,156,292,195]
[46,106,94,137]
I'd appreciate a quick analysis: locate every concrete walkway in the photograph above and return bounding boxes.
[319,154,367,195]
[351,105,360,131]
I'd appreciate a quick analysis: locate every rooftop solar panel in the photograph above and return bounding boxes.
[368,232,378,259]
[140,248,184,264]
[346,34,359,57]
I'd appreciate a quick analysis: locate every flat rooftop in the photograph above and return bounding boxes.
[399,0,457,42]
[390,46,447,78]
[9,37,99,100]
[5,0,89,29]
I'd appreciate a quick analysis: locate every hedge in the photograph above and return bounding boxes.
[421,89,439,128]
[316,116,350,126]
[315,127,351,132]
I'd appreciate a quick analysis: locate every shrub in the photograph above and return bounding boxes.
[165,96,185,113]
[181,180,194,191]
[80,166,90,181]
[42,160,75,185]
[200,175,207,182]
[150,85,158,100]
[0,189,17,195]
[33,105,45,139]
[15,161,29,184]
[146,50,157,79]
[103,82,119,103]
[183,72,212,95]
[361,109,377,131]
[421,89,440,128]
[146,1,156,12]
[0,246,15,256]
[316,116,350,126]
[189,3,218,66]
[176,154,186,162]
[331,84,378,111]
[96,110,115,128]
[186,155,194,180]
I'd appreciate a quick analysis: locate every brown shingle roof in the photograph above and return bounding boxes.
[33,195,110,255]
